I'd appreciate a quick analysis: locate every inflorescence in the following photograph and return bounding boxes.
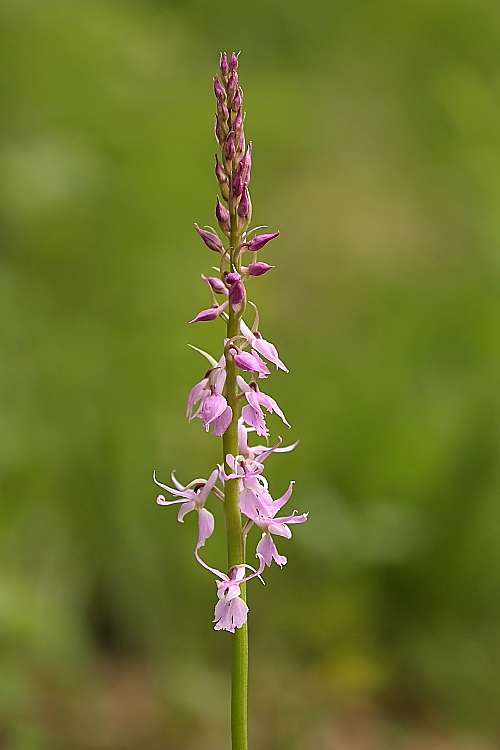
[153,52,308,633]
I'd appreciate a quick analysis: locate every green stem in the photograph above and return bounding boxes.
[222,217,248,750]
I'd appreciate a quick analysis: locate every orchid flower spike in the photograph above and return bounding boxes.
[154,53,308,643]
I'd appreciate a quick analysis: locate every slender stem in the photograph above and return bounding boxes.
[223,216,248,750]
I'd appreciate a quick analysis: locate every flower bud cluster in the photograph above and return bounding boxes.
[213,52,253,234]
[154,54,307,633]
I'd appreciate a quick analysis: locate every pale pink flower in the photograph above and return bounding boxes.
[212,560,265,633]
[201,388,228,431]
[255,509,308,568]
[237,377,290,436]
[219,451,274,520]
[186,363,232,435]
[232,347,269,378]
[213,566,249,632]
[153,469,219,549]
[240,320,288,372]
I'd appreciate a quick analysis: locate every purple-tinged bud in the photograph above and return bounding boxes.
[239,143,252,183]
[201,274,228,295]
[231,87,242,112]
[224,131,236,160]
[214,154,228,185]
[215,196,231,234]
[189,305,222,323]
[242,231,280,252]
[213,75,226,102]
[215,120,224,145]
[229,52,238,71]
[194,223,224,253]
[232,167,244,197]
[237,185,250,218]
[220,52,229,77]
[232,109,244,136]
[227,72,238,101]
[247,262,275,276]
[217,99,229,123]
[237,133,246,160]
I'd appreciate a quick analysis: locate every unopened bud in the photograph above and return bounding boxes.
[237,132,246,159]
[214,154,227,184]
[232,166,244,197]
[231,87,242,112]
[217,100,229,124]
[237,186,252,231]
[242,231,280,252]
[228,52,238,71]
[239,143,252,183]
[237,185,250,218]
[215,197,231,234]
[220,52,229,77]
[201,274,228,295]
[227,72,238,102]
[224,131,236,160]
[194,223,224,253]
[232,110,244,136]
[247,262,275,276]
[213,75,226,102]
[215,120,224,145]
[190,301,228,323]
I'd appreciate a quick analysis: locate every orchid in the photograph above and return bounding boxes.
[153,468,219,549]
[153,53,307,750]
[240,320,288,372]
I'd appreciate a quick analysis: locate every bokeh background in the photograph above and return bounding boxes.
[2,0,500,748]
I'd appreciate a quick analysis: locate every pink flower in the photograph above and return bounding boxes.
[220,451,275,520]
[225,271,245,309]
[201,388,228,431]
[237,377,290,437]
[255,509,308,568]
[186,363,232,435]
[240,321,288,372]
[232,347,270,378]
[193,549,265,633]
[213,566,248,632]
[236,418,298,460]
[212,560,265,632]
[153,469,219,549]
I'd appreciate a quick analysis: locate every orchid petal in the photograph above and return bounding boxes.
[256,534,287,568]
[156,495,188,506]
[211,405,233,435]
[197,507,215,548]
[177,500,196,521]
[197,469,219,503]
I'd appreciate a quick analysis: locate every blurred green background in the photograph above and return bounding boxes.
[1,0,500,748]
